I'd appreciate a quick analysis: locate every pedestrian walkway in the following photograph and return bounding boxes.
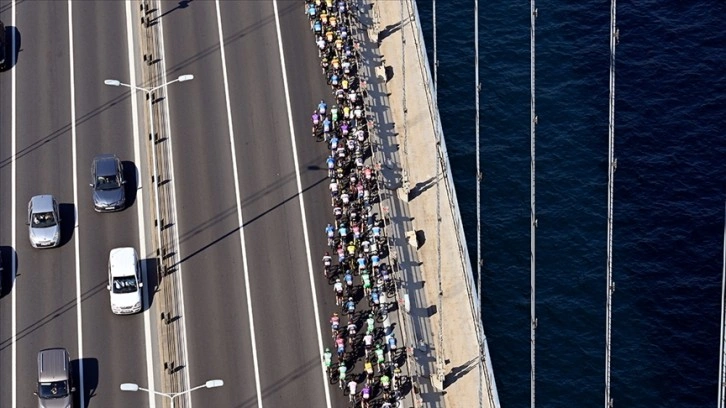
[354,0,501,406]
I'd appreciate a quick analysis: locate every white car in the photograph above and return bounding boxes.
[107,247,143,314]
[27,195,61,248]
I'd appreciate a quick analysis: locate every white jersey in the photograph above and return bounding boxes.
[334,282,343,293]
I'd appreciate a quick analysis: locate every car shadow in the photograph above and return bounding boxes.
[58,203,76,247]
[0,25,20,72]
[72,357,98,407]
[122,161,138,209]
[0,246,17,297]
[140,257,158,311]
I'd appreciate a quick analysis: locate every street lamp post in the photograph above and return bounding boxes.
[104,74,193,261]
[120,379,223,408]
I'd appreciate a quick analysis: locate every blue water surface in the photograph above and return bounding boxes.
[415,0,726,406]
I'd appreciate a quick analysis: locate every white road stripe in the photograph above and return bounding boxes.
[154,0,193,402]
[272,2,332,406]
[67,2,86,407]
[11,0,18,406]
[213,1,264,406]
[124,1,156,407]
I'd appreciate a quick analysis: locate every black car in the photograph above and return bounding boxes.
[90,154,126,212]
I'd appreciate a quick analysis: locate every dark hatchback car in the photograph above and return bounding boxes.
[90,154,126,212]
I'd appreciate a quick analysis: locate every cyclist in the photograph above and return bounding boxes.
[325,223,335,247]
[370,287,381,312]
[333,205,343,223]
[345,297,356,319]
[335,334,345,360]
[371,223,383,242]
[322,116,332,137]
[336,221,346,238]
[331,105,339,123]
[338,363,347,389]
[366,313,376,335]
[346,319,357,345]
[381,373,392,398]
[371,253,381,270]
[340,191,350,206]
[344,270,354,295]
[326,155,335,178]
[360,383,371,407]
[375,344,386,371]
[356,255,367,273]
[306,2,317,19]
[318,99,327,115]
[364,359,374,381]
[323,348,333,372]
[330,312,340,337]
[392,362,402,387]
[329,134,340,152]
[336,244,346,263]
[361,271,372,296]
[347,379,357,402]
[387,334,398,362]
[323,251,333,275]
[334,278,344,305]
[346,241,356,257]
[363,332,374,357]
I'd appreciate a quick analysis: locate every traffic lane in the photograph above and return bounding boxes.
[157,1,257,406]
[70,2,148,407]
[220,1,329,406]
[0,0,15,403]
[10,2,80,407]
[279,7,387,403]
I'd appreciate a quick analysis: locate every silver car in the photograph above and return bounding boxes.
[35,348,74,408]
[27,195,61,248]
[90,154,126,212]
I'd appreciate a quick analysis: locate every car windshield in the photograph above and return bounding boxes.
[112,276,138,294]
[32,212,57,228]
[38,381,69,399]
[96,175,120,190]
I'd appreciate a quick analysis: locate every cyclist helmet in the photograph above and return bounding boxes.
[336,278,341,282]
[325,347,330,352]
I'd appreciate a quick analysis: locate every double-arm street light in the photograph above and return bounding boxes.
[104,74,193,258]
[120,379,223,408]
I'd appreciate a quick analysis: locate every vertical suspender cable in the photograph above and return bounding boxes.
[433,0,437,89]
[604,0,618,407]
[530,1,537,408]
[474,0,484,406]
[719,202,726,408]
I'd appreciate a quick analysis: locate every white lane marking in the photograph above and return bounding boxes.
[124,1,156,407]
[11,0,18,406]
[214,1,263,406]
[155,0,192,401]
[67,2,86,407]
[272,2,332,406]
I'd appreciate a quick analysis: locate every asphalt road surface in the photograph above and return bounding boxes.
[1,1,354,407]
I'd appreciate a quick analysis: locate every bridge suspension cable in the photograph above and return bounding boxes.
[718,201,726,408]
[474,0,485,406]
[604,0,618,406]
[530,1,537,407]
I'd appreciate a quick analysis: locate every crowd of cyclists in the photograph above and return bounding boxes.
[306,1,408,407]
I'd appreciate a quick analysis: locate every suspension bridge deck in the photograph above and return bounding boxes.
[357,0,500,406]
